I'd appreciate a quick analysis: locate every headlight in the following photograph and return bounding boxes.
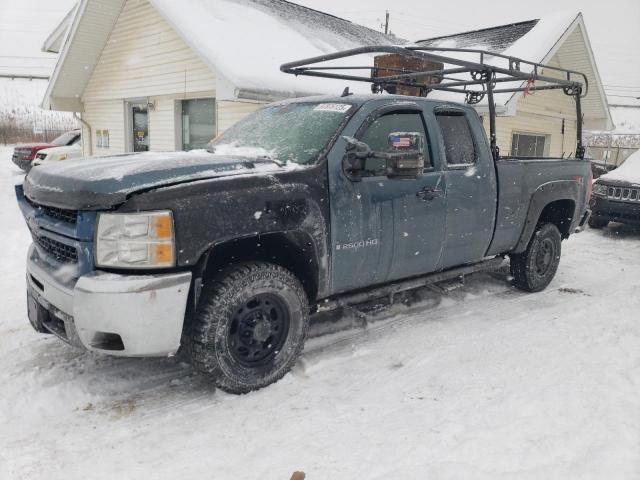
[592,183,607,196]
[56,153,68,161]
[95,211,175,268]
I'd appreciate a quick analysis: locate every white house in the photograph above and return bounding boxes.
[417,12,612,158]
[41,0,397,157]
[41,1,611,160]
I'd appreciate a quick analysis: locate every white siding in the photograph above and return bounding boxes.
[488,56,579,158]
[82,99,125,156]
[83,0,216,101]
[80,0,218,155]
[217,101,264,133]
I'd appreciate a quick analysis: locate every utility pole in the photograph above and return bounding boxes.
[384,10,389,35]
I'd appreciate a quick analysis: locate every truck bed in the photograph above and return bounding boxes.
[487,157,591,255]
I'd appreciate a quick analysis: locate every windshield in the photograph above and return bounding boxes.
[52,131,79,146]
[209,102,353,165]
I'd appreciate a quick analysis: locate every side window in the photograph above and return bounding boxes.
[435,112,476,166]
[359,112,432,174]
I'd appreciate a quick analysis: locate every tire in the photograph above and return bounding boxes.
[510,223,562,293]
[184,262,309,394]
[588,216,608,229]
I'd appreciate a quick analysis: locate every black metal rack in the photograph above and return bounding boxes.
[281,45,589,160]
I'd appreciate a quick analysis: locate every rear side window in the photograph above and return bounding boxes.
[360,111,432,173]
[436,112,476,166]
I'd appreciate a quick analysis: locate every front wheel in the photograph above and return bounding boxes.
[184,262,309,394]
[510,223,562,292]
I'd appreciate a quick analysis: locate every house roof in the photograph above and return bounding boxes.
[42,0,400,110]
[41,5,77,54]
[416,11,612,130]
[417,20,538,53]
[42,2,612,130]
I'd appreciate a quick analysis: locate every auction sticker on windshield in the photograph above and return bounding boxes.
[313,103,352,113]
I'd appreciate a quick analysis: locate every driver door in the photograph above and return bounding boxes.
[328,104,447,294]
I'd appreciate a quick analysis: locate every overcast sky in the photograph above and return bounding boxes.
[1,0,638,105]
[299,0,640,105]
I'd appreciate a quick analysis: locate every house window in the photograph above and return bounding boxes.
[182,98,216,150]
[96,130,109,149]
[511,133,548,157]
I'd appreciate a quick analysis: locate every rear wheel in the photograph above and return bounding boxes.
[184,262,309,394]
[510,223,562,292]
[588,216,609,229]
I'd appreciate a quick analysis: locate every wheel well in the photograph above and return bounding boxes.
[200,232,319,302]
[538,199,576,238]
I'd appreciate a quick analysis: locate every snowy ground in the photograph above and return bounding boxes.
[1,145,640,479]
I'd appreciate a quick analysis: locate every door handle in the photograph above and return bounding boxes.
[416,186,444,201]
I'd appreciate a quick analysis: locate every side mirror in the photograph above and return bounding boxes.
[342,133,425,180]
[385,132,424,179]
[342,136,372,178]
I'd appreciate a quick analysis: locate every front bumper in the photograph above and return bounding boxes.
[26,244,192,357]
[590,195,640,225]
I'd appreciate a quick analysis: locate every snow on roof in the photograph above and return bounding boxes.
[414,11,611,129]
[42,4,77,54]
[417,20,538,53]
[150,0,401,98]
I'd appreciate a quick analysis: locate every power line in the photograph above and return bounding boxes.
[607,94,640,99]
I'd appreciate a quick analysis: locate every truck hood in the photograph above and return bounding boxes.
[599,151,640,186]
[24,150,295,209]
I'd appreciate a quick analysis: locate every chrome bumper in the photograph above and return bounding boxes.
[26,245,191,357]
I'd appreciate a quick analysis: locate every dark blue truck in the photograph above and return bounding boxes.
[16,47,591,393]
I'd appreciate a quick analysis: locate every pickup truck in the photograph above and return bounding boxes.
[16,48,591,393]
[17,95,591,392]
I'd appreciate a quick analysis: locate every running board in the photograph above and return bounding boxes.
[317,256,506,312]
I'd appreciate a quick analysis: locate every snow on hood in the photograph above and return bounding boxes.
[599,150,640,185]
[24,149,296,209]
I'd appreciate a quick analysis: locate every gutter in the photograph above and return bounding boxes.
[74,113,92,156]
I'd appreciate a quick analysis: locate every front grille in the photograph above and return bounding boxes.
[34,234,78,263]
[26,197,78,224]
[606,186,640,203]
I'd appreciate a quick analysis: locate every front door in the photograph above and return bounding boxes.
[328,104,447,294]
[434,108,497,268]
[131,104,149,152]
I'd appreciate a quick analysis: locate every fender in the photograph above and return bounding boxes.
[512,180,581,254]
